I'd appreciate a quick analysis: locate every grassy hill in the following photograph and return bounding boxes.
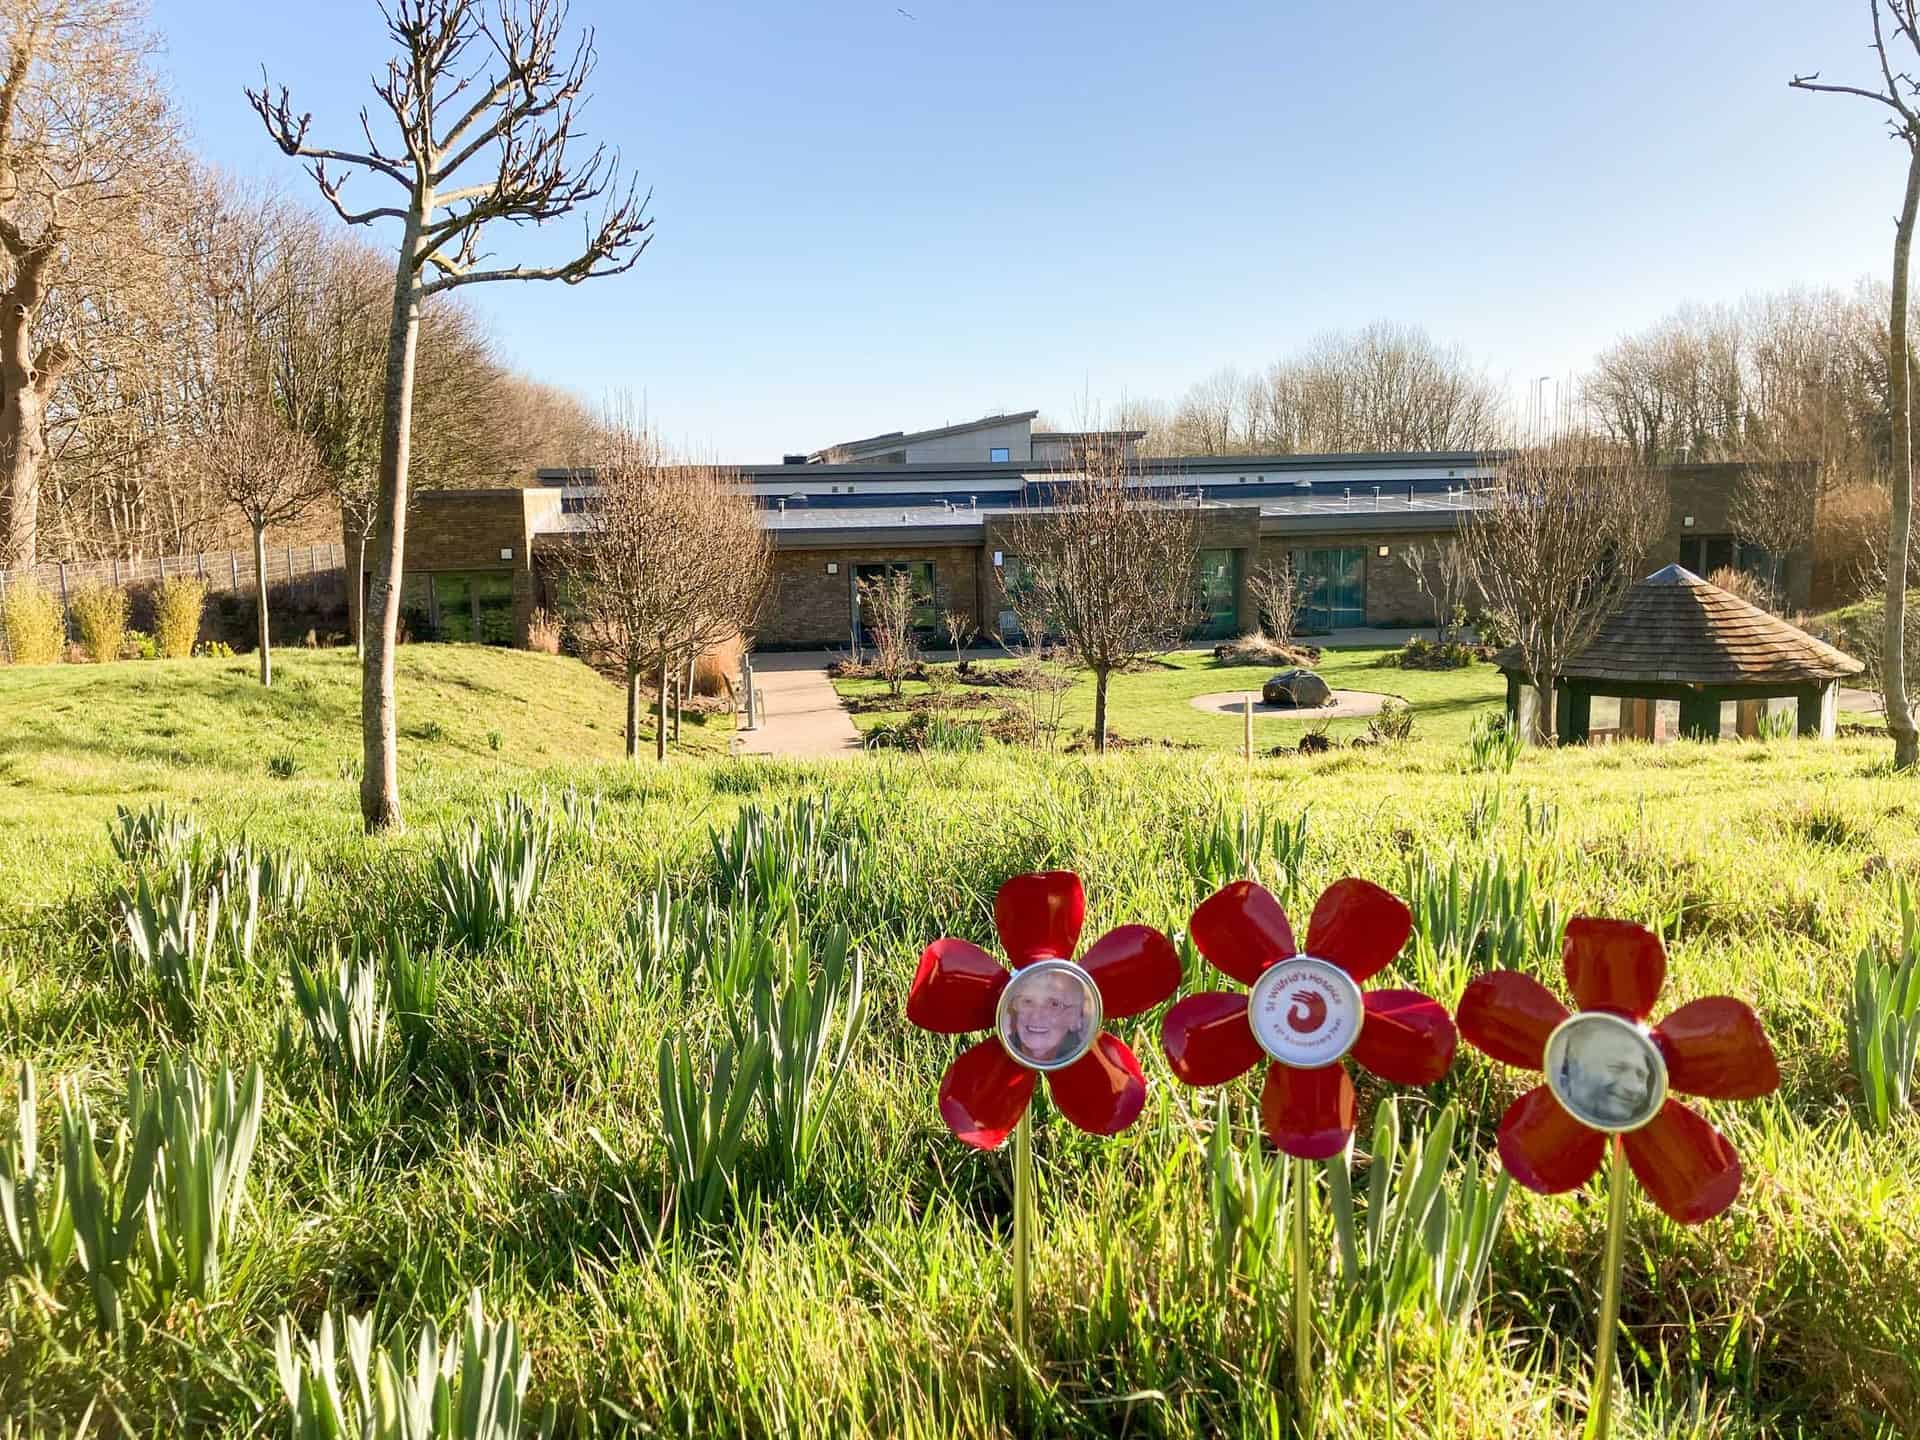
[0,660,1917,1436]
[0,645,729,902]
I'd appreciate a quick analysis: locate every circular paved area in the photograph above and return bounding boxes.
[1189,689,1402,721]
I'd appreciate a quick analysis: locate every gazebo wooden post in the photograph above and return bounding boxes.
[1796,681,1837,740]
[1561,683,1592,744]
[1679,693,1720,741]
[1505,671,1523,735]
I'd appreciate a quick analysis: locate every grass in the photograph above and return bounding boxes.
[0,645,730,905]
[2,651,1919,1437]
[836,645,1889,751]
[836,645,1508,749]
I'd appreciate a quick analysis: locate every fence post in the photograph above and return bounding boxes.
[230,550,239,590]
[111,556,120,587]
[197,552,206,582]
[158,552,166,583]
[57,561,70,640]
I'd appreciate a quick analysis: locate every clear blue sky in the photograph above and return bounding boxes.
[151,0,1901,460]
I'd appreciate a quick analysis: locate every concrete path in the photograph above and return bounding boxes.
[735,651,864,758]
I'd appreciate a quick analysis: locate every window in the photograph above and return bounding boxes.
[1192,549,1241,640]
[990,447,1010,463]
[405,570,519,645]
[1679,534,1777,589]
[853,561,937,639]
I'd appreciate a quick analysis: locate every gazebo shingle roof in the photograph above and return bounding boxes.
[1493,565,1864,687]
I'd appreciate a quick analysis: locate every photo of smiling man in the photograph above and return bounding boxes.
[1547,1013,1665,1131]
[999,964,1097,1070]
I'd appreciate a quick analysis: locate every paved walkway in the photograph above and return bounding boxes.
[734,651,864,758]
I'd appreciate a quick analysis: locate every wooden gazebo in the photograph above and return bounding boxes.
[1493,565,1864,743]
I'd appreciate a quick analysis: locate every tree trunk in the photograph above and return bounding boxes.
[1093,665,1111,753]
[656,647,669,762]
[360,209,428,832]
[254,521,272,687]
[1886,145,1920,771]
[626,664,640,759]
[0,381,45,568]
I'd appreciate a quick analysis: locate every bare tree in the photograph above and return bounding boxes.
[858,570,920,698]
[941,607,976,664]
[1793,2,1920,769]
[249,0,652,828]
[200,387,329,687]
[1399,539,1472,640]
[1728,457,1820,609]
[562,422,768,761]
[1459,436,1668,743]
[1246,558,1300,643]
[1005,434,1200,752]
[0,0,179,565]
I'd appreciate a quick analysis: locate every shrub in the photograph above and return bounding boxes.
[68,583,128,663]
[2,578,64,664]
[1707,564,1779,613]
[1379,635,1480,670]
[526,606,562,655]
[152,577,206,658]
[1470,607,1517,651]
[196,638,236,659]
[1366,698,1415,743]
[268,753,301,780]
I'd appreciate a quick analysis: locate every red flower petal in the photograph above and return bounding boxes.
[936,1037,1037,1151]
[1457,970,1570,1070]
[1259,1061,1356,1160]
[906,939,1009,1034]
[1189,880,1297,986]
[1496,1085,1607,1195]
[1045,1033,1148,1136]
[1349,988,1457,1086]
[995,871,1086,967]
[1564,917,1666,1019]
[1653,997,1781,1100]
[1078,924,1181,1018]
[1160,991,1265,1086]
[1622,1099,1743,1224]
[1305,878,1412,984]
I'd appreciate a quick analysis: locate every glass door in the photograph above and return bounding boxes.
[1289,547,1365,631]
[852,561,936,642]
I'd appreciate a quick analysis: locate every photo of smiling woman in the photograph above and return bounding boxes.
[1000,965,1097,1070]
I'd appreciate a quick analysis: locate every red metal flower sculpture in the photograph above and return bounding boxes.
[1457,917,1780,1224]
[1159,878,1457,1158]
[907,870,1180,1150]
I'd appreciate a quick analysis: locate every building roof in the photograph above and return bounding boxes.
[811,410,1040,461]
[1494,565,1863,687]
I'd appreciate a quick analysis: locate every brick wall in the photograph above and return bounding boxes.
[760,544,984,648]
[351,490,539,645]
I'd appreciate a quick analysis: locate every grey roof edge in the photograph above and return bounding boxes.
[773,523,987,549]
[813,411,1041,459]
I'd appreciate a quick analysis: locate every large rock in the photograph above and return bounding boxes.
[1262,669,1333,708]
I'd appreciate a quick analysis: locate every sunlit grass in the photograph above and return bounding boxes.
[1,662,1916,1436]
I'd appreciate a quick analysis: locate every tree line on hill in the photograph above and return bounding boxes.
[0,0,598,573]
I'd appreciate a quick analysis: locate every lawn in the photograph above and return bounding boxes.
[836,645,1889,751]
[1,660,1918,1438]
[0,644,730,904]
[834,644,1508,749]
